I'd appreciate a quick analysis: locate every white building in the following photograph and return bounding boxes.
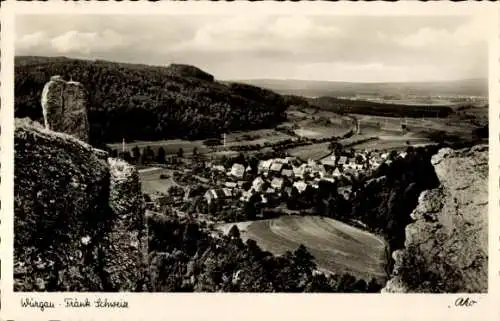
[258,160,272,174]
[293,166,305,179]
[270,162,283,173]
[293,181,308,193]
[252,177,265,192]
[271,177,284,190]
[230,163,245,179]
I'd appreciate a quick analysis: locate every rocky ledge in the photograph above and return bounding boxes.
[383,145,488,293]
[14,118,147,291]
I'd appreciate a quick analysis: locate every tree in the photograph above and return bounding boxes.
[157,147,166,164]
[131,146,141,163]
[228,225,241,239]
[293,244,316,275]
[177,148,184,158]
[145,146,155,163]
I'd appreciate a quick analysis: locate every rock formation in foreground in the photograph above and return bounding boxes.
[383,145,488,293]
[14,118,147,291]
[41,75,90,143]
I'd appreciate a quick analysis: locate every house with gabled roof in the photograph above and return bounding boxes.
[204,189,219,204]
[337,156,348,166]
[332,167,342,178]
[230,163,245,179]
[212,165,226,172]
[293,166,305,179]
[337,185,352,200]
[293,180,307,194]
[225,181,238,189]
[320,158,336,167]
[221,188,233,198]
[258,159,272,174]
[252,176,265,192]
[265,187,276,194]
[281,169,294,178]
[271,177,284,190]
[270,162,283,173]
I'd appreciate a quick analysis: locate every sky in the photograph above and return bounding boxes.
[15,14,489,83]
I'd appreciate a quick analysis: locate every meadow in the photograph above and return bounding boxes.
[138,167,179,195]
[286,142,332,161]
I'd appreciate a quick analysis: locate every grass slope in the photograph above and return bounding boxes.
[220,216,388,282]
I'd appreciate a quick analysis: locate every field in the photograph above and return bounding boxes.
[350,136,434,152]
[225,129,296,147]
[138,167,178,195]
[218,216,388,282]
[286,142,332,161]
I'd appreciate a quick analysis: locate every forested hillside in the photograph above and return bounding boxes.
[310,96,453,118]
[15,56,288,146]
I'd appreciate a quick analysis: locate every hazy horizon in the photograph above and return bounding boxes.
[16,14,488,83]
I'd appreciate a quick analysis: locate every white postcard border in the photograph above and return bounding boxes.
[1,2,499,321]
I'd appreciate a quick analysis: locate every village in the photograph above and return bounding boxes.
[142,146,409,224]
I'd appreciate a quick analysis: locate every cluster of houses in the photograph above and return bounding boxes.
[202,149,408,208]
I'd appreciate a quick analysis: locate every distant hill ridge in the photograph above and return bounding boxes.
[236,78,488,98]
[15,56,288,147]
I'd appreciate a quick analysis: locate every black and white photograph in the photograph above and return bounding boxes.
[11,10,491,296]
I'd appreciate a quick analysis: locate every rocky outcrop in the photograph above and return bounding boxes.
[104,158,148,291]
[383,145,488,293]
[41,76,90,142]
[14,118,147,291]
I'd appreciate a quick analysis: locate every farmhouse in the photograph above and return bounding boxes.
[265,187,276,195]
[338,156,348,166]
[332,168,342,178]
[258,160,272,174]
[281,169,294,178]
[292,166,305,179]
[338,186,352,200]
[270,162,283,173]
[321,158,336,167]
[271,177,284,190]
[230,163,245,179]
[212,165,225,172]
[224,181,238,189]
[240,190,253,202]
[204,189,219,204]
[222,188,233,198]
[252,177,265,192]
[293,181,308,193]
[204,188,233,204]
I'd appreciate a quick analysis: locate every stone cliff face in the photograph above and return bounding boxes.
[14,118,147,291]
[383,145,488,293]
[41,75,90,143]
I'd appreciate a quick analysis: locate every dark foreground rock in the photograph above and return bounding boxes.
[14,118,147,291]
[383,145,488,293]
